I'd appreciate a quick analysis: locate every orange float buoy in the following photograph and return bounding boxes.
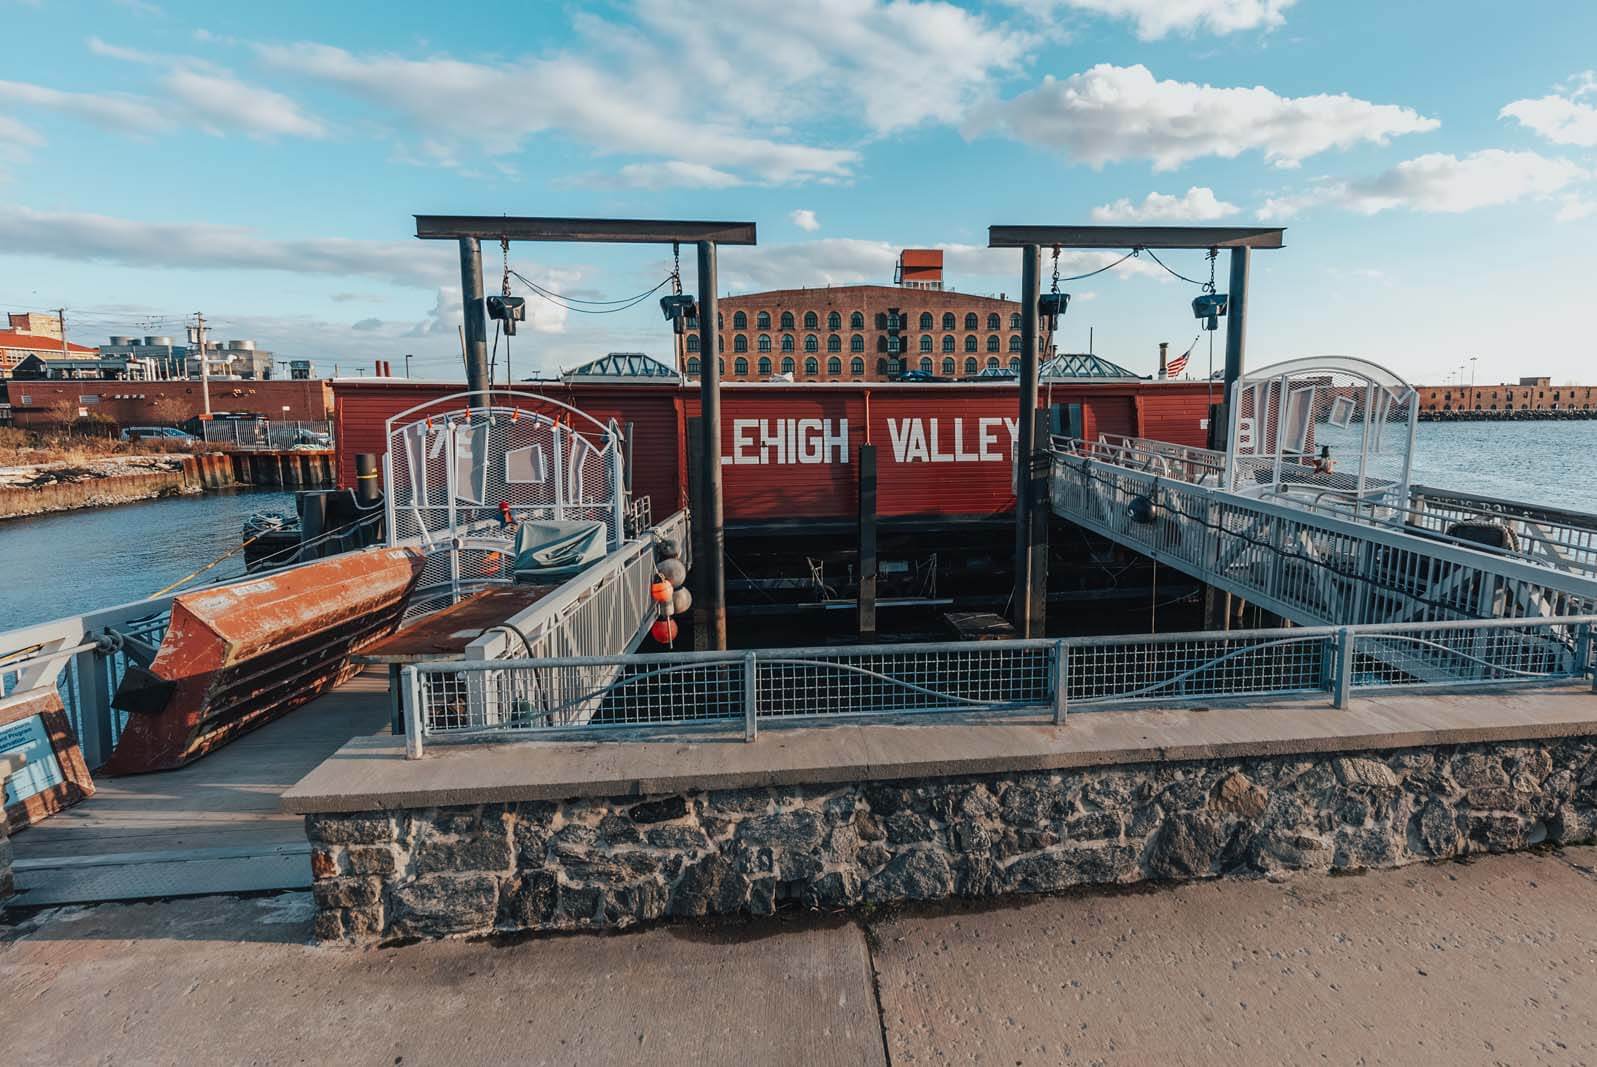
[650,579,673,604]
[650,618,678,645]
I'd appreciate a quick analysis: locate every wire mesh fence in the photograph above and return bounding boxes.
[400,616,1597,753]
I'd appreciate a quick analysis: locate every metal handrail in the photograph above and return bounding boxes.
[398,615,1597,753]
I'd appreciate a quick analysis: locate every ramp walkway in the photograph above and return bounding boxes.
[1051,434,1597,628]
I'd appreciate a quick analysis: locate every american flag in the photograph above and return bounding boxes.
[1165,346,1190,378]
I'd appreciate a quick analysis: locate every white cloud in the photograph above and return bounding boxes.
[1046,0,1296,39]
[1091,186,1239,222]
[0,205,461,289]
[1260,150,1589,218]
[970,64,1438,170]
[161,69,326,139]
[790,209,821,232]
[0,79,169,133]
[1554,194,1597,222]
[615,161,743,189]
[1,40,325,143]
[254,0,1027,185]
[1501,71,1597,147]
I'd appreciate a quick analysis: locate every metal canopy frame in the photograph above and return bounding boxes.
[411,212,757,652]
[987,222,1286,639]
[415,215,757,245]
[988,225,1285,250]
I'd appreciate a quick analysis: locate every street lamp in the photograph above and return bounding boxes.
[404,353,413,379]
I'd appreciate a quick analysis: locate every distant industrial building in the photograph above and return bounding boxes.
[10,354,156,381]
[678,250,1054,383]
[0,312,98,378]
[99,335,276,379]
[1418,376,1597,416]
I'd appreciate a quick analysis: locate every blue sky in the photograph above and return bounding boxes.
[1,0,1594,384]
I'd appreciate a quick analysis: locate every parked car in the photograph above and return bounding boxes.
[291,427,333,448]
[119,426,200,447]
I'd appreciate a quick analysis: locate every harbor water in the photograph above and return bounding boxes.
[0,488,295,629]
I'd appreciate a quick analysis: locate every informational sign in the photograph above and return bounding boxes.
[720,417,1020,467]
[0,714,63,807]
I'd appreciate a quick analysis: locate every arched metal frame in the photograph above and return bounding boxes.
[383,390,625,611]
[1225,355,1418,508]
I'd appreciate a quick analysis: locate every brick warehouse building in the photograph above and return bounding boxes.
[1417,377,1597,415]
[678,250,1054,383]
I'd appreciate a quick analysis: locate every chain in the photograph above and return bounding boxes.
[671,241,683,296]
[1204,248,1217,294]
[1050,245,1061,294]
[501,238,512,298]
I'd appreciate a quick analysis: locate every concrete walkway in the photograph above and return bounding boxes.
[4,847,1596,1065]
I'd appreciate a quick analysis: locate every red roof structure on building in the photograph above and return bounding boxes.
[0,330,97,354]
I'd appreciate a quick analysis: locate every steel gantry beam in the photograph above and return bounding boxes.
[413,214,758,651]
[990,223,1286,638]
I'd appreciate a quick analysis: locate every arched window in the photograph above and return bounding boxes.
[758,334,772,352]
[734,357,748,375]
[733,334,748,353]
[942,312,956,330]
[687,357,701,374]
[828,311,841,330]
[733,310,747,329]
[964,335,977,353]
[756,311,771,329]
[1010,313,1021,329]
[919,357,933,373]
[781,356,796,375]
[987,313,1000,330]
[803,311,818,330]
[987,357,1000,370]
[805,356,819,375]
[719,358,725,373]
[886,336,901,354]
[941,357,955,376]
[781,334,795,352]
[1008,335,1021,353]
[876,358,887,376]
[964,357,977,375]
[851,357,865,375]
[850,334,864,353]
[828,356,842,375]
[780,311,794,330]
[851,311,865,329]
[804,334,818,352]
[686,335,700,353]
[1008,357,1020,371]
[717,312,723,328]
[758,357,772,375]
[919,334,933,352]
[942,335,955,353]
[965,312,978,329]
[919,311,934,329]
[827,334,841,352]
[986,335,1000,353]
[719,335,725,352]
[875,312,888,329]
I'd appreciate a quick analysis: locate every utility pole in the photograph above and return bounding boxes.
[405,353,413,379]
[57,307,68,357]
[190,313,212,417]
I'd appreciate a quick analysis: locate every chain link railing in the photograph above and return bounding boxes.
[397,615,1597,755]
[200,420,334,450]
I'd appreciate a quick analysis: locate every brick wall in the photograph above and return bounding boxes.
[4,379,333,429]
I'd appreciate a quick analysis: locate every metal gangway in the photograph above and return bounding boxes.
[1050,356,1597,629]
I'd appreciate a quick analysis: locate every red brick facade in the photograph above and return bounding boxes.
[3,379,333,429]
[679,284,1054,383]
[1418,379,1597,414]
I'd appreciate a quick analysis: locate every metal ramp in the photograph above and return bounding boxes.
[1051,435,1597,627]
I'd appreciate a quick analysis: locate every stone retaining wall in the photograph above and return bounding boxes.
[306,737,1597,943]
[0,454,237,520]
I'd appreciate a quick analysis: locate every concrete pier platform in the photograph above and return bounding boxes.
[9,671,390,906]
[3,847,1595,1065]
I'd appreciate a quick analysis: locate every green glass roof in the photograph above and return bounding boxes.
[562,351,681,381]
[1041,352,1147,381]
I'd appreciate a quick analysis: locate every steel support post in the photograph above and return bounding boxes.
[1333,626,1355,708]
[858,443,878,637]
[1013,244,1044,637]
[1052,638,1068,725]
[696,241,727,650]
[75,647,114,770]
[743,650,758,742]
[401,665,424,759]
[1222,246,1250,394]
[458,237,490,400]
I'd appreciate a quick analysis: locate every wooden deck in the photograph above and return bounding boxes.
[9,670,390,905]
